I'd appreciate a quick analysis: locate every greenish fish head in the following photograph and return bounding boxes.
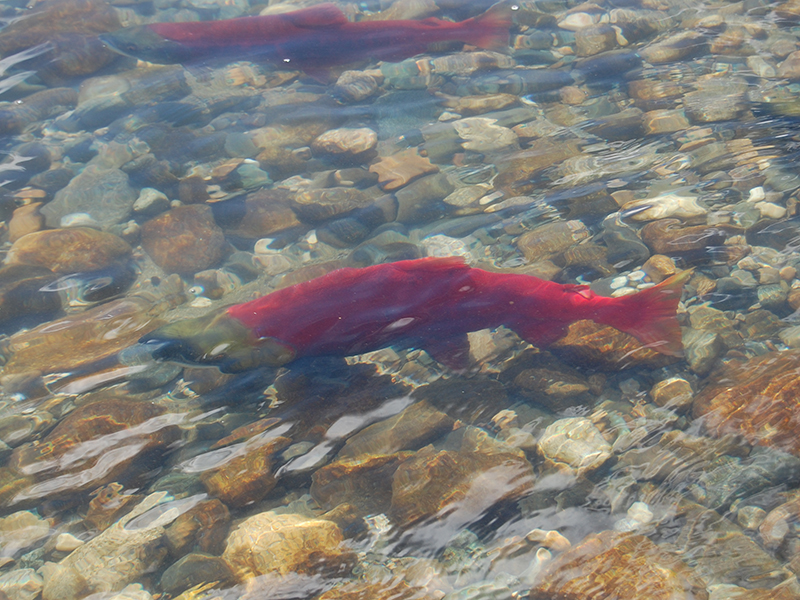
[100,26,193,64]
[139,309,296,373]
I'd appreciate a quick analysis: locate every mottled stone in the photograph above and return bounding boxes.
[693,351,800,456]
[452,117,519,153]
[537,417,612,475]
[159,553,235,596]
[291,187,374,223]
[141,205,226,275]
[530,531,708,600]
[311,452,414,515]
[778,50,800,80]
[551,321,677,371]
[199,436,290,508]
[639,31,707,64]
[394,173,455,223]
[9,400,180,505]
[622,193,707,221]
[516,220,590,262]
[40,166,136,228]
[8,204,44,244]
[222,512,355,581]
[575,25,617,56]
[682,328,722,376]
[1,277,184,377]
[675,504,793,589]
[56,493,181,594]
[0,569,42,600]
[312,128,378,157]
[5,227,130,273]
[390,448,535,529]
[164,499,230,556]
[650,377,693,411]
[369,148,438,191]
[337,401,454,459]
[227,188,300,238]
[641,219,742,257]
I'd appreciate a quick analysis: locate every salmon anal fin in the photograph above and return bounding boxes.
[422,334,471,370]
[282,3,348,27]
[513,321,567,349]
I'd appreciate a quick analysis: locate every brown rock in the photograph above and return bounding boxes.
[369,148,438,191]
[222,512,356,581]
[639,31,707,64]
[516,220,590,262]
[0,276,185,376]
[337,400,454,459]
[141,205,226,275]
[200,436,291,508]
[779,50,800,80]
[390,448,535,529]
[693,350,800,456]
[228,189,300,237]
[291,187,374,223]
[641,219,742,257]
[575,24,617,56]
[529,531,708,600]
[642,254,676,283]
[0,0,119,81]
[319,580,438,600]
[8,204,44,243]
[650,377,693,412]
[5,227,131,273]
[8,400,180,505]
[551,321,678,371]
[165,499,230,556]
[311,128,378,157]
[311,452,414,515]
[495,140,581,196]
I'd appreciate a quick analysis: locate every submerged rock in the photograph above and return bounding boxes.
[222,512,356,581]
[530,530,708,600]
[5,228,131,273]
[693,351,800,456]
[141,205,226,275]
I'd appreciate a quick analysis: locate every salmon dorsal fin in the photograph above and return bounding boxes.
[282,3,348,28]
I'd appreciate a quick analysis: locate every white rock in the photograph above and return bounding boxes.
[610,276,629,289]
[624,193,707,221]
[747,186,766,202]
[755,201,786,220]
[627,501,653,524]
[54,533,84,552]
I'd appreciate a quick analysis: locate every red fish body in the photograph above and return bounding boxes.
[100,3,510,72]
[141,257,689,373]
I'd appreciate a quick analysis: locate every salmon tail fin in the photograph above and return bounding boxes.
[465,1,512,53]
[598,269,692,356]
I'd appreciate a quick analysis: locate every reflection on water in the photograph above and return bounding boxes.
[2,0,800,598]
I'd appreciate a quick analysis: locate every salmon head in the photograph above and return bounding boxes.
[139,308,296,373]
[100,26,195,64]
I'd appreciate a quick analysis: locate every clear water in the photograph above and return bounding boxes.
[0,0,799,598]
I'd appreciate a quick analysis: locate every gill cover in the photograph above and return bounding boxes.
[139,308,296,373]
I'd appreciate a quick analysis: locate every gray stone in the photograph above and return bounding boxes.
[159,553,234,596]
[41,165,136,228]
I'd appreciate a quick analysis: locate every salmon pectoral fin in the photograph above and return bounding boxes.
[422,334,471,370]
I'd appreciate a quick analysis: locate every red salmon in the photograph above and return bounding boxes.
[100,3,511,73]
[140,257,689,373]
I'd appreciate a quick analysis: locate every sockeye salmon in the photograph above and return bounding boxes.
[99,2,511,73]
[140,257,689,373]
